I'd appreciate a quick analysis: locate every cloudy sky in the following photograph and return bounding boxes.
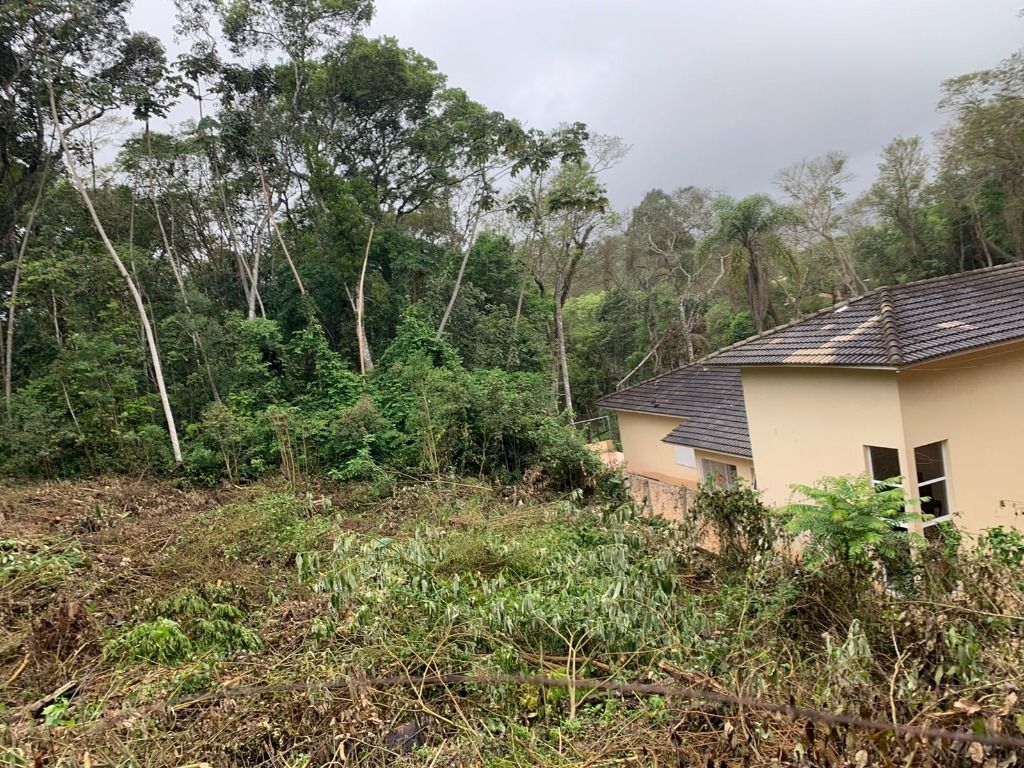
[133,1,1022,210]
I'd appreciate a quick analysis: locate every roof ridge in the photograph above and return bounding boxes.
[878,287,904,366]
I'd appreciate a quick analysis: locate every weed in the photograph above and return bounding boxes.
[106,583,262,665]
[104,618,194,665]
[188,493,333,566]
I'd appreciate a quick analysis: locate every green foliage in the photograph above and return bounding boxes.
[188,493,332,565]
[105,583,262,665]
[0,539,85,601]
[977,525,1024,568]
[104,618,195,665]
[691,482,782,571]
[783,474,921,577]
[299,505,684,662]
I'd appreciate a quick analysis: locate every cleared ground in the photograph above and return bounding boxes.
[2,477,1022,767]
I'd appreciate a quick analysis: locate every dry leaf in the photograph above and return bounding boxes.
[970,741,985,764]
[998,692,1019,716]
[956,699,983,715]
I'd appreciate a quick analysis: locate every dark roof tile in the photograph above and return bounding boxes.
[702,263,1024,367]
[597,366,751,458]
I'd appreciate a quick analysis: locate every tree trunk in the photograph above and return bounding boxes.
[4,156,47,417]
[436,242,472,338]
[678,296,695,364]
[258,164,305,296]
[436,213,481,338]
[47,80,183,465]
[746,249,769,333]
[507,277,528,368]
[356,223,375,374]
[554,286,573,414]
[247,206,274,320]
[145,123,220,403]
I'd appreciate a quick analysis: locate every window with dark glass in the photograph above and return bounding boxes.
[866,446,901,487]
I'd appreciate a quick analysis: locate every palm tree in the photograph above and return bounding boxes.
[699,194,797,333]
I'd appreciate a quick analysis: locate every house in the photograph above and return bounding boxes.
[599,263,1024,537]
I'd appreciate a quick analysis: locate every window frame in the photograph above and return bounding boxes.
[915,440,953,531]
[865,445,901,490]
[700,458,738,489]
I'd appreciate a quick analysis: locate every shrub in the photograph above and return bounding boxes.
[691,482,782,571]
[783,474,921,580]
[104,618,194,665]
[105,583,263,665]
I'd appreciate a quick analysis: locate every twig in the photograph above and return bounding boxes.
[2,652,30,687]
[66,671,1024,749]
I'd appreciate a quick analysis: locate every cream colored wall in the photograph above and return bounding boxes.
[694,448,756,487]
[898,341,1024,535]
[614,411,699,486]
[741,367,913,508]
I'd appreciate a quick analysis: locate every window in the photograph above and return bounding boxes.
[674,445,697,468]
[915,441,953,540]
[701,458,738,489]
[866,446,901,488]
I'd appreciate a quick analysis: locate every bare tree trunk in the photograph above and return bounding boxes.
[4,157,48,417]
[507,277,528,368]
[247,229,265,320]
[258,164,305,295]
[356,223,375,374]
[144,125,220,403]
[48,80,183,464]
[436,213,481,338]
[554,286,573,413]
[51,290,62,346]
[678,296,695,364]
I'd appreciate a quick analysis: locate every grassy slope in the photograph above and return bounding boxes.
[1,477,1024,767]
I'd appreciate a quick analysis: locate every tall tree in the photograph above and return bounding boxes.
[626,186,724,363]
[698,194,796,334]
[939,53,1024,264]
[775,151,866,297]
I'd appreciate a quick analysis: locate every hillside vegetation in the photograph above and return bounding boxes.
[3,477,1024,766]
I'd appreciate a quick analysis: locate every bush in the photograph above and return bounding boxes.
[105,583,262,665]
[783,474,920,582]
[691,482,782,571]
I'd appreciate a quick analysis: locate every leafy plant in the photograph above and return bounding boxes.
[977,525,1024,568]
[691,482,782,571]
[104,618,194,665]
[783,474,921,579]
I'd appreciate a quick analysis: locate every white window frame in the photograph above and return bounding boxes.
[916,441,953,530]
[674,445,697,468]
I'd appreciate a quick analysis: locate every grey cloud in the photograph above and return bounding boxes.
[132,0,1022,208]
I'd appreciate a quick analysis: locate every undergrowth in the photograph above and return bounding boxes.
[3,480,1024,766]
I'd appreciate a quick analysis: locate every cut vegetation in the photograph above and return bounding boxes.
[3,477,1024,766]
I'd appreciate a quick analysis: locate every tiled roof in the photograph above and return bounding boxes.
[702,263,1024,367]
[597,366,751,458]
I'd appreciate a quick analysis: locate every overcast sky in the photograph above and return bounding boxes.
[133,0,1022,210]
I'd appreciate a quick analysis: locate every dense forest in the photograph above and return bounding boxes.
[2,0,1023,484]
